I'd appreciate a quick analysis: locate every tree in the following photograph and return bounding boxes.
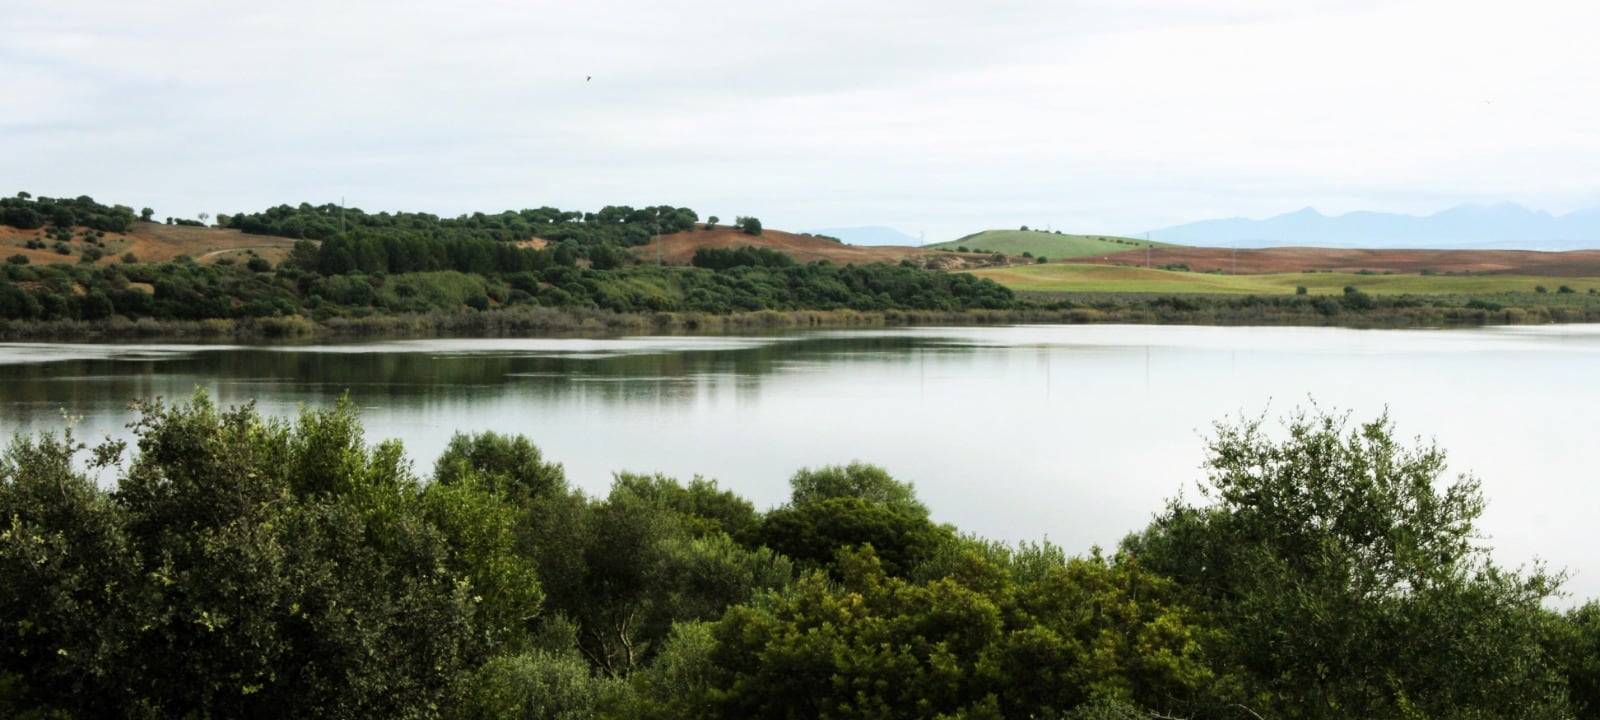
[0,393,504,717]
[1,205,42,229]
[1121,407,1567,717]
[457,648,629,719]
[751,464,945,578]
[434,430,566,502]
[547,477,790,678]
[1551,601,1600,717]
[735,216,762,236]
[588,242,624,270]
[691,543,1227,720]
[787,461,928,517]
[704,216,719,230]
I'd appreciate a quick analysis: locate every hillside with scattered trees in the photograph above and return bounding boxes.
[5,192,1600,337]
[0,194,1015,330]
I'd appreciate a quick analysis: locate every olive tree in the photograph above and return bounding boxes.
[1122,407,1568,718]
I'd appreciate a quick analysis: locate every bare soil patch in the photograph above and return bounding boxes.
[0,222,299,266]
[633,226,1030,269]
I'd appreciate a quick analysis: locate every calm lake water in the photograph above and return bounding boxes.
[2,324,1598,603]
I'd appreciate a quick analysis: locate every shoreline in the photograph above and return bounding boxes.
[3,293,1600,342]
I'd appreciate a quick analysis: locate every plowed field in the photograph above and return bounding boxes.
[1083,246,1600,277]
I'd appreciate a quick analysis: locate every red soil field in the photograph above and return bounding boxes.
[1080,246,1600,277]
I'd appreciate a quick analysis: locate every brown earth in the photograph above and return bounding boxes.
[1079,246,1600,277]
[630,225,1027,269]
[0,222,299,266]
[2,222,1029,271]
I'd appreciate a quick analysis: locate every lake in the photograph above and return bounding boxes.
[1,324,1597,603]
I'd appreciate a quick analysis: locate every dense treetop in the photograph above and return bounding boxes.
[1,396,1595,717]
[1,192,137,233]
[225,201,700,247]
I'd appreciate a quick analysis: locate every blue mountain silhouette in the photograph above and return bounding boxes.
[1145,203,1600,250]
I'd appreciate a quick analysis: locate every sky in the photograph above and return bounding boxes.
[7,0,1600,242]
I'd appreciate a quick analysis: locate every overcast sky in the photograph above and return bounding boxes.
[7,0,1600,241]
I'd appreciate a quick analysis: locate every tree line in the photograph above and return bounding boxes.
[0,246,1016,324]
[1,396,1595,718]
[1,192,137,234]
[224,202,702,248]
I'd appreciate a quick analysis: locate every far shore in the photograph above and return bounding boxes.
[4,293,1599,343]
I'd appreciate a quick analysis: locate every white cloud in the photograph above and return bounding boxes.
[4,0,1598,238]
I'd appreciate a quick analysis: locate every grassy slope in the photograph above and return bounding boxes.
[968,263,1600,295]
[928,230,1174,259]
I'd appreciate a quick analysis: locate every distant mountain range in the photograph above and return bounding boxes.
[804,226,924,246]
[1144,204,1600,250]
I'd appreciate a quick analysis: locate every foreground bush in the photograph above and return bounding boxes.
[0,397,1592,717]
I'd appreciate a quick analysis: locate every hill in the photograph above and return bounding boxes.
[3,217,1034,274]
[802,226,923,246]
[1145,203,1600,250]
[633,225,1030,269]
[928,229,1169,260]
[1,221,300,266]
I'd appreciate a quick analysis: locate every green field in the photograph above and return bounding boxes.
[968,263,1600,295]
[929,229,1173,260]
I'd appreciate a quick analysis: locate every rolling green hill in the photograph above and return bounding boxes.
[929,229,1175,260]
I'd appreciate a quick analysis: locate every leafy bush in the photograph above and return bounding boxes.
[1122,408,1567,717]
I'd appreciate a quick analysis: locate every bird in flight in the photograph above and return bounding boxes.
[586,76,592,82]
